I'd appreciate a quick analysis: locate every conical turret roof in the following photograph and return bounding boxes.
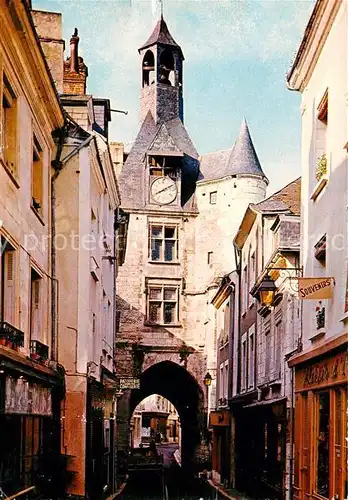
[226,118,267,179]
[139,15,183,57]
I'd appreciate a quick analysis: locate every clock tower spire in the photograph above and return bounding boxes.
[138,16,184,124]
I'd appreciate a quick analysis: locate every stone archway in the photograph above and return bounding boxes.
[117,361,207,473]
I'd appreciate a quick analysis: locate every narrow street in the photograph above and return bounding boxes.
[119,444,222,500]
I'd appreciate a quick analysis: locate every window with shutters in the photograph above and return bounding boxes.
[1,74,18,181]
[30,269,42,341]
[146,279,180,325]
[31,135,43,216]
[274,320,282,378]
[0,237,16,325]
[241,333,247,391]
[248,326,255,388]
[265,329,271,382]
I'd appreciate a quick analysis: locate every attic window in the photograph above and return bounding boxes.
[314,234,326,265]
[149,155,178,180]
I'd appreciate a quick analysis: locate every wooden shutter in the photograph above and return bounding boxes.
[4,249,15,325]
[31,278,41,340]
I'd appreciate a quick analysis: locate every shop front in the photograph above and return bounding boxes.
[210,409,230,486]
[289,341,347,500]
[0,351,62,498]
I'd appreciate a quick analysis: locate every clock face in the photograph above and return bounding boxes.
[151,177,177,205]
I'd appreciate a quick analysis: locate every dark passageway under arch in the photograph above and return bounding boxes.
[128,361,205,471]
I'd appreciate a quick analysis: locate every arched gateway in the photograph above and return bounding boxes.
[117,359,207,470]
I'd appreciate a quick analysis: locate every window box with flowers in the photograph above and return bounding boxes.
[311,154,328,201]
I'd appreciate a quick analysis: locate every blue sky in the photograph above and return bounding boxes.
[33,0,314,193]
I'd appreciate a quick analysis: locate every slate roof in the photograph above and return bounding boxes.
[198,149,232,182]
[118,113,199,212]
[252,177,301,215]
[139,16,183,57]
[226,118,267,180]
[198,119,268,183]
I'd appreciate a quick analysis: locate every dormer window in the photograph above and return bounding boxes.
[147,153,182,206]
[149,155,178,180]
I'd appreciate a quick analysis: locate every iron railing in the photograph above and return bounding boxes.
[30,340,49,362]
[0,322,24,349]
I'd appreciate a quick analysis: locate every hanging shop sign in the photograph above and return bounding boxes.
[119,378,140,390]
[5,376,52,416]
[209,410,229,427]
[298,277,334,300]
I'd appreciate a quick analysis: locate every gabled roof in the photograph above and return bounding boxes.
[226,118,268,181]
[251,177,301,216]
[139,15,183,58]
[198,119,268,183]
[234,177,301,250]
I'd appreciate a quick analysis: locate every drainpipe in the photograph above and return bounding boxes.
[234,246,242,394]
[289,363,295,500]
[51,124,66,361]
[228,281,235,400]
[113,208,118,492]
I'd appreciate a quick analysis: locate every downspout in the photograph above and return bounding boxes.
[234,245,242,394]
[289,363,295,500]
[228,282,235,401]
[113,208,118,492]
[51,124,66,361]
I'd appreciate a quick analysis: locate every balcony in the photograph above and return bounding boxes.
[30,339,49,362]
[0,321,24,350]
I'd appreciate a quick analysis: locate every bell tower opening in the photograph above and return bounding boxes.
[159,49,174,86]
[139,16,184,124]
[142,50,155,87]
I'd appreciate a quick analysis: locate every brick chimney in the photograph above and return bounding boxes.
[63,29,88,95]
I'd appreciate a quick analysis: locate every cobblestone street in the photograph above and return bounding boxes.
[119,444,222,500]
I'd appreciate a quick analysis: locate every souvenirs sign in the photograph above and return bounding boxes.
[298,277,334,300]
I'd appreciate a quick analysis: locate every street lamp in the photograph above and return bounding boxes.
[256,274,277,308]
[203,372,212,387]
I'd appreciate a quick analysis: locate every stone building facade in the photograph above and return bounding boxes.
[116,15,269,470]
[33,12,120,499]
[232,178,301,500]
[0,1,65,497]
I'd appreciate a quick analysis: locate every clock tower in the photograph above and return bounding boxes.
[119,15,199,213]
[116,14,269,463]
